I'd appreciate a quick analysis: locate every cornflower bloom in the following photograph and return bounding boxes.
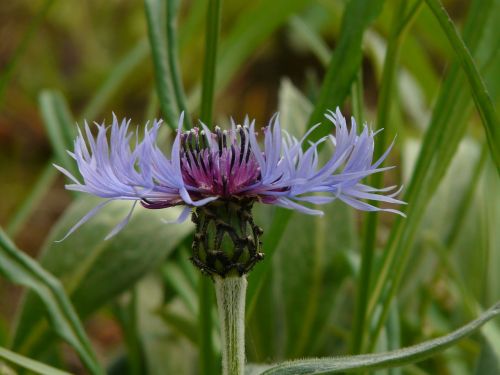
[55,108,405,276]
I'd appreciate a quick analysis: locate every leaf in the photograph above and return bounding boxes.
[307,0,384,136]
[425,0,500,171]
[199,0,222,126]
[137,276,198,375]
[166,0,191,126]
[11,197,193,359]
[0,228,102,375]
[39,90,77,176]
[187,0,311,109]
[246,78,314,330]
[260,301,500,374]
[0,346,71,375]
[366,0,500,348]
[144,0,179,129]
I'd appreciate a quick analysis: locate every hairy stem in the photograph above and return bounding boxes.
[214,275,247,375]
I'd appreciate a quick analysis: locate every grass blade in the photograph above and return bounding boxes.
[366,0,498,349]
[248,0,386,324]
[197,1,223,372]
[261,301,500,374]
[39,90,77,176]
[187,0,310,110]
[0,346,71,375]
[352,0,419,355]
[0,228,103,375]
[425,0,500,171]
[166,0,192,128]
[199,0,222,126]
[306,0,384,135]
[145,0,178,129]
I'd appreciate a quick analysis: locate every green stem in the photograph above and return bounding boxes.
[214,276,247,375]
[200,0,222,125]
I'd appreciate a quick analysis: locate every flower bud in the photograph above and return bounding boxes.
[191,198,264,277]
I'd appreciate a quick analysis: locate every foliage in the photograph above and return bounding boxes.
[0,0,498,374]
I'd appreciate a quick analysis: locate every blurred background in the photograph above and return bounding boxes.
[0,0,499,374]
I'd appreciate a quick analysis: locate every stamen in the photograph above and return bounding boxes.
[216,126,223,156]
[230,145,236,173]
[239,126,246,166]
[222,130,228,149]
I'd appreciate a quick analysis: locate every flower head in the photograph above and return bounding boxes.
[56,108,405,244]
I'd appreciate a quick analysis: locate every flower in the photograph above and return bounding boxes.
[55,108,405,242]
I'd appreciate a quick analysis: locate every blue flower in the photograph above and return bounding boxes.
[55,108,405,240]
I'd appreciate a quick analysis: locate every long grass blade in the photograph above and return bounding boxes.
[145,0,178,129]
[366,0,497,349]
[425,0,500,171]
[0,346,71,375]
[166,0,192,128]
[248,0,386,323]
[352,0,419,355]
[39,90,77,177]
[0,228,103,375]
[306,0,384,136]
[187,0,310,110]
[199,0,222,126]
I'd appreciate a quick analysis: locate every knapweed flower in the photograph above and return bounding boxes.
[56,109,405,276]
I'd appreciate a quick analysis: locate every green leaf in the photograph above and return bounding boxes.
[188,0,311,110]
[166,0,191,127]
[137,276,198,375]
[144,0,179,129]
[246,78,314,327]
[425,0,500,171]
[307,0,384,136]
[39,90,77,177]
[199,0,222,126]
[0,228,102,375]
[366,0,500,349]
[0,346,71,375]
[260,302,500,374]
[11,197,192,359]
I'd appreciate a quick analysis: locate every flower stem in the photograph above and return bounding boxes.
[214,275,247,375]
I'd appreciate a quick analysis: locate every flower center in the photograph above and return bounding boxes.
[180,126,261,198]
